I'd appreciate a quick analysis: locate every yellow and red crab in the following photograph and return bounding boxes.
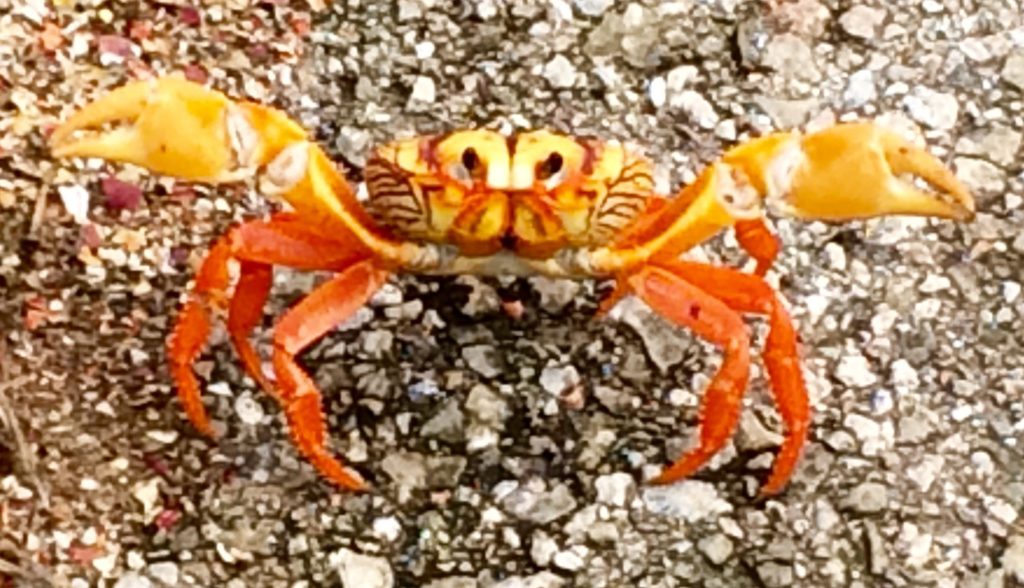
[49,76,974,496]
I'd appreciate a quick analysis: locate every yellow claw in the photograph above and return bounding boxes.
[726,122,976,223]
[49,76,304,183]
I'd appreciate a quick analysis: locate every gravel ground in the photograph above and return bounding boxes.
[2,1,1023,587]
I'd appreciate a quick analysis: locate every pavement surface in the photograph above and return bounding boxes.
[1,1,1023,587]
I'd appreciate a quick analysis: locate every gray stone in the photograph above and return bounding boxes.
[493,573,566,588]
[425,578,477,588]
[335,549,394,588]
[462,345,502,378]
[903,87,959,130]
[594,385,632,413]
[529,277,580,312]
[905,455,945,492]
[673,90,719,129]
[736,411,783,452]
[762,33,820,81]
[844,69,877,108]
[574,0,613,17]
[611,297,690,371]
[409,76,436,104]
[698,533,734,565]
[420,398,465,442]
[465,384,509,426]
[539,364,581,396]
[842,482,889,514]
[113,573,153,588]
[147,562,179,586]
[864,521,889,575]
[756,561,793,587]
[835,353,878,388]
[754,96,819,129]
[954,157,1006,193]
[544,55,578,88]
[643,480,732,522]
[838,6,886,39]
[955,124,1022,167]
[594,472,636,507]
[501,482,578,524]
[1003,535,1024,581]
[381,452,427,501]
[552,546,587,571]
[530,530,558,566]
[1001,50,1024,91]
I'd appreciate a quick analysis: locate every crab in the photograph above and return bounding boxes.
[48,76,974,496]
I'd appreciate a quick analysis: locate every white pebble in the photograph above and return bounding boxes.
[950,404,973,422]
[132,478,161,522]
[649,76,666,108]
[539,365,580,395]
[914,298,942,319]
[543,55,577,88]
[93,552,119,576]
[553,546,587,571]
[918,273,950,293]
[235,393,264,426]
[145,430,179,444]
[836,353,878,388]
[574,0,613,16]
[594,472,635,507]
[414,41,435,59]
[334,549,394,588]
[372,516,402,542]
[410,76,436,103]
[1004,281,1021,303]
[58,185,90,224]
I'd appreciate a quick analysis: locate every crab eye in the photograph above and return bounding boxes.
[536,152,563,180]
[461,148,479,172]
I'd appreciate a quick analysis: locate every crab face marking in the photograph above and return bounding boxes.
[510,131,656,254]
[364,130,513,255]
[364,129,658,258]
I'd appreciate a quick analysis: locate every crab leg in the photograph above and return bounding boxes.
[650,259,808,496]
[734,219,779,277]
[169,213,372,436]
[624,265,752,487]
[271,260,390,490]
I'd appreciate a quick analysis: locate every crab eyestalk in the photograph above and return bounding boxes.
[724,122,976,223]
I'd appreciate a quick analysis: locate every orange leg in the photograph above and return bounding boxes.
[167,213,372,436]
[654,259,809,496]
[271,260,389,490]
[734,219,779,277]
[625,266,752,487]
[169,237,236,437]
[227,261,274,394]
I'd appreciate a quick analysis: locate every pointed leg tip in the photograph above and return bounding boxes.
[349,478,371,493]
[331,468,369,492]
[648,461,695,487]
[191,417,218,440]
[756,480,786,498]
[648,473,675,486]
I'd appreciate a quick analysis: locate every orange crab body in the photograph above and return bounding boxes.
[50,77,974,495]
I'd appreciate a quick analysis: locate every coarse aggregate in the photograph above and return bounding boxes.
[1,1,1023,587]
